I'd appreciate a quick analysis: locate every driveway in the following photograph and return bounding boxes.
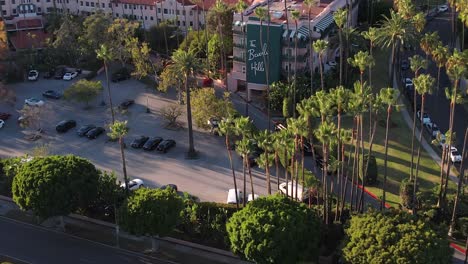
[0,73,269,202]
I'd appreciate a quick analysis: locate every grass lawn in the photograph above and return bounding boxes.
[339,47,455,207]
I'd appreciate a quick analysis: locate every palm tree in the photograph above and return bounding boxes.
[362,27,378,86]
[376,10,412,87]
[212,0,228,81]
[333,8,348,86]
[313,39,328,90]
[255,130,274,194]
[108,120,130,195]
[412,74,435,214]
[96,44,115,124]
[171,49,201,157]
[303,0,318,93]
[379,88,399,210]
[338,128,353,220]
[347,51,374,86]
[297,97,320,174]
[420,32,439,60]
[291,10,301,117]
[287,118,308,200]
[431,45,449,91]
[236,138,255,204]
[234,116,253,205]
[314,121,336,224]
[219,118,240,209]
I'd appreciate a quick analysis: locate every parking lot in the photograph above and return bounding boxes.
[0,72,269,202]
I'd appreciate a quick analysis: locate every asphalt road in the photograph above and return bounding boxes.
[0,217,168,264]
[401,10,467,150]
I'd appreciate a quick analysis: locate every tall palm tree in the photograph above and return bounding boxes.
[234,116,253,205]
[376,10,412,87]
[338,128,353,220]
[297,97,320,175]
[431,45,449,91]
[108,120,130,195]
[313,39,328,90]
[255,130,274,194]
[236,138,255,204]
[333,8,347,86]
[347,51,374,86]
[362,27,378,86]
[303,0,318,93]
[287,117,308,200]
[291,10,301,117]
[96,44,115,124]
[171,49,202,157]
[379,88,399,210]
[412,74,435,214]
[219,118,240,209]
[420,32,439,60]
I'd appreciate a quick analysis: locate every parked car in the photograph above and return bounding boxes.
[54,67,65,79]
[247,194,259,202]
[142,137,163,151]
[227,189,243,204]
[424,123,441,138]
[86,127,105,139]
[402,78,413,88]
[27,70,39,81]
[157,139,176,153]
[118,99,135,110]
[279,181,307,201]
[401,60,409,71]
[111,68,131,82]
[161,184,178,192]
[438,4,448,12]
[24,98,45,106]
[63,71,78,81]
[77,124,96,136]
[450,147,462,163]
[43,70,54,79]
[56,120,76,133]
[0,119,4,129]
[131,136,149,148]
[120,179,145,191]
[42,90,62,99]
[416,111,431,125]
[0,112,11,120]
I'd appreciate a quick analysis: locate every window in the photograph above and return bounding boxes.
[85,1,89,6]
[189,11,192,16]
[144,5,147,10]
[37,7,41,12]
[12,0,15,4]
[1,11,5,15]
[158,18,161,23]
[116,13,119,17]
[145,16,147,20]
[177,21,180,26]
[242,66,246,74]
[90,2,94,7]
[150,16,153,20]
[12,8,16,14]
[108,3,111,7]
[124,4,127,9]
[133,4,136,9]
[140,16,143,19]
[0,0,6,4]
[189,21,193,26]
[163,8,167,14]
[102,3,104,8]
[80,1,82,5]
[176,10,179,15]
[182,10,185,16]
[46,0,50,2]
[140,5,142,9]
[115,3,118,7]
[150,6,153,10]
[182,21,185,26]
[37,0,40,3]
[157,8,160,13]
[66,0,69,3]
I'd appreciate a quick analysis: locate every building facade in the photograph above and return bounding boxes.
[227,0,359,100]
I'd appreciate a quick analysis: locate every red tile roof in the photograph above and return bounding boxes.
[9,30,49,50]
[16,19,43,30]
[116,0,253,10]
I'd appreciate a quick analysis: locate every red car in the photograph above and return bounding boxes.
[0,112,11,120]
[202,77,213,87]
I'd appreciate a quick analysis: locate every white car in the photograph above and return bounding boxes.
[416,111,431,125]
[424,123,441,138]
[0,119,4,128]
[24,98,45,106]
[227,189,243,204]
[27,70,39,81]
[120,179,145,191]
[438,4,448,12]
[327,61,337,67]
[402,78,413,88]
[63,72,78,81]
[450,147,462,163]
[279,181,308,201]
[247,194,259,202]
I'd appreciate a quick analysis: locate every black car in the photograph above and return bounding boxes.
[42,90,62,99]
[56,120,76,133]
[131,136,149,148]
[77,124,96,136]
[142,137,163,151]
[111,68,131,82]
[157,139,176,153]
[119,99,135,110]
[161,184,178,192]
[54,68,65,79]
[43,70,54,79]
[86,127,105,139]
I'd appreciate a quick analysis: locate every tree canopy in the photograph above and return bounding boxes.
[226,195,321,263]
[64,79,103,106]
[342,210,452,264]
[12,155,100,219]
[190,88,235,129]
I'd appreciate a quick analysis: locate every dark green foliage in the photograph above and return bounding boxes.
[0,157,24,196]
[342,210,453,264]
[177,202,237,249]
[282,97,291,118]
[147,22,179,54]
[119,188,184,237]
[12,155,100,219]
[360,155,377,185]
[400,178,417,209]
[85,171,124,221]
[269,82,289,112]
[226,195,321,263]
[179,30,210,58]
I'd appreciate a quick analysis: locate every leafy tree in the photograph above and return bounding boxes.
[160,104,183,127]
[107,19,139,66]
[64,79,103,107]
[342,210,452,264]
[190,87,234,129]
[52,15,83,66]
[207,34,222,75]
[126,38,153,80]
[12,155,100,226]
[179,30,210,58]
[119,188,184,251]
[0,157,24,196]
[226,195,321,263]
[80,11,112,59]
[147,22,178,54]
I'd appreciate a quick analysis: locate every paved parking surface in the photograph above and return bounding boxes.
[0,73,269,202]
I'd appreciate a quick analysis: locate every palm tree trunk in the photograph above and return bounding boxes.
[275,151,280,191]
[437,145,447,207]
[413,95,427,214]
[382,105,391,210]
[350,117,358,212]
[319,53,324,90]
[226,135,239,209]
[301,137,305,194]
[242,157,247,206]
[291,139,296,200]
[185,74,195,156]
[448,128,467,236]
[409,82,418,182]
[339,30,343,85]
[359,113,377,212]
[104,62,115,124]
[389,40,396,87]
[357,114,365,211]
[119,137,129,195]
[443,83,458,205]
[266,152,271,194]
[284,146,289,197]
[248,160,255,201]
[323,143,329,224]
[369,45,373,86]
[339,141,349,221]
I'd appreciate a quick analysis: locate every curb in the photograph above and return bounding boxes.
[450,243,467,255]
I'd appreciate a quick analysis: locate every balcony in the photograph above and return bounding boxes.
[233,42,245,48]
[233,56,245,62]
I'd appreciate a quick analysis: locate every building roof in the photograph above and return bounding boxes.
[116,0,253,10]
[9,30,49,50]
[16,19,43,30]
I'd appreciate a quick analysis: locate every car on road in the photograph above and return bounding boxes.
[27,70,39,81]
[279,181,307,201]
[42,90,62,99]
[227,189,242,204]
[56,120,76,133]
[437,133,447,148]
[63,72,78,81]
[77,124,96,136]
[438,4,448,12]
[121,179,145,191]
[111,68,131,82]
[450,147,462,163]
[416,111,431,125]
[402,78,413,88]
[24,98,45,107]
[0,112,11,120]
[131,136,149,148]
[86,127,105,139]
[161,184,178,192]
[401,60,409,71]
[142,137,163,151]
[157,139,176,153]
[118,99,135,110]
[424,123,441,138]
[0,119,4,128]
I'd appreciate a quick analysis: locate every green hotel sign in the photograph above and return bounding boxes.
[246,22,282,85]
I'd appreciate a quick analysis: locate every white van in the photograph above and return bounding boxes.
[227,189,243,204]
[279,181,308,201]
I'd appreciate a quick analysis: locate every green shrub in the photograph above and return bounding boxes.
[0,157,24,197]
[400,178,417,209]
